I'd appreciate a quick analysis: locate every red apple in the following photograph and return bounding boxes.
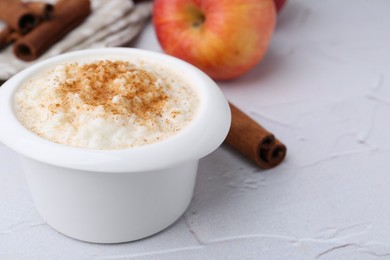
[153,0,276,80]
[274,0,287,13]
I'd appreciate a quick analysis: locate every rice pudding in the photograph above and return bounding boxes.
[15,59,199,149]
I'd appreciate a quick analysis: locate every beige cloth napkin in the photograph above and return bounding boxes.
[0,0,153,81]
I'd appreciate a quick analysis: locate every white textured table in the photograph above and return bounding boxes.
[2,0,390,259]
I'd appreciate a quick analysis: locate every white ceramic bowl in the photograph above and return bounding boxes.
[0,48,231,243]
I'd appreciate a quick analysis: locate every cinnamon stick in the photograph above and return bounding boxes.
[13,0,91,61]
[23,2,54,21]
[133,0,152,3]
[0,26,21,50]
[225,103,287,169]
[0,0,38,33]
[0,26,13,49]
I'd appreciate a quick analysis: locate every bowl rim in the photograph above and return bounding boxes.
[0,48,231,173]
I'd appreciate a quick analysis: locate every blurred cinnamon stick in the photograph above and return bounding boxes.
[0,26,13,49]
[13,0,91,61]
[0,26,21,50]
[23,2,54,21]
[133,0,152,3]
[225,103,287,169]
[0,1,53,52]
[0,0,38,33]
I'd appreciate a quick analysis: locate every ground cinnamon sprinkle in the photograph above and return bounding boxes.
[54,60,168,121]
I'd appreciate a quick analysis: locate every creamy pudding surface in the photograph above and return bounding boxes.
[15,59,199,149]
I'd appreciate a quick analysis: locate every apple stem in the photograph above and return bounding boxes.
[192,14,205,28]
